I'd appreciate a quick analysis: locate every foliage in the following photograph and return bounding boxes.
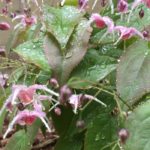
[0,0,150,150]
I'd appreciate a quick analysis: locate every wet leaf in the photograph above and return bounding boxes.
[84,107,118,150]
[68,49,116,89]
[43,5,83,50]
[124,100,150,150]
[117,40,150,105]
[44,19,92,84]
[14,38,51,72]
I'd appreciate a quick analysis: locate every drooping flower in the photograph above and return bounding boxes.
[3,103,51,139]
[0,22,10,30]
[69,94,106,114]
[114,26,144,44]
[0,84,59,116]
[90,13,115,42]
[90,13,114,32]
[117,0,128,13]
[13,14,37,29]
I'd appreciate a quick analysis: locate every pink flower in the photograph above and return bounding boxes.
[117,0,128,13]
[114,26,144,44]
[0,84,59,116]
[18,87,35,104]
[90,13,114,33]
[3,104,51,139]
[13,15,37,29]
[0,22,10,30]
[69,94,106,114]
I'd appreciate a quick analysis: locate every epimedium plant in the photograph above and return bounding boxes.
[0,0,150,150]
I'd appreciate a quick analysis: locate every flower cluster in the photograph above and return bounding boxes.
[0,81,106,139]
[0,84,58,138]
[89,0,150,44]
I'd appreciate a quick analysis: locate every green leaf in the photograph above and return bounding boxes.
[14,38,51,72]
[53,93,117,150]
[8,67,24,84]
[68,49,116,89]
[5,130,31,150]
[43,5,83,49]
[124,101,150,150]
[117,40,150,105]
[44,19,92,84]
[6,23,42,54]
[54,133,84,150]
[84,104,118,150]
[51,106,74,136]
[51,106,83,150]
[27,119,42,143]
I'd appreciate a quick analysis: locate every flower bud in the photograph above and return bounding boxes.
[49,78,59,88]
[17,103,25,111]
[5,0,12,3]
[117,0,128,13]
[78,0,88,9]
[139,9,144,18]
[101,0,107,7]
[143,30,149,38]
[118,128,129,144]
[1,6,8,15]
[60,85,72,104]
[54,107,61,116]
[0,22,10,30]
[76,120,85,129]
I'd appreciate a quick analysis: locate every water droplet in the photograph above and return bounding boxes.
[144,51,148,56]
[65,51,72,58]
[101,134,105,140]
[95,134,100,141]
[23,48,26,51]
[102,47,108,54]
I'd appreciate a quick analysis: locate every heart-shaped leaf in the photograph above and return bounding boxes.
[14,38,51,72]
[44,19,92,84]
[43,5,83,50]
[124,100,150,150]
[117,40,150,105]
